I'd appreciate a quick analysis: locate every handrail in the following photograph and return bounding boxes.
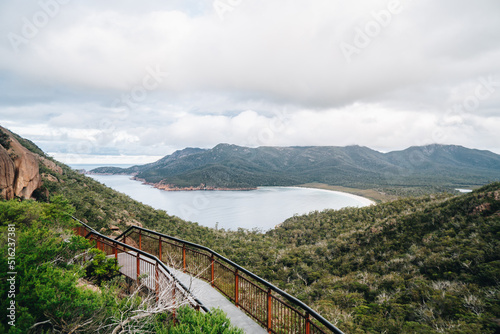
[116,225,344,334]
[72,216,97,234]
[71,217,210,313]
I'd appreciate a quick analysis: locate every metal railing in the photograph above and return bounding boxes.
[116,225,344,334]
[72,217,209,314]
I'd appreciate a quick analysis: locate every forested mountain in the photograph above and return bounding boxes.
[1,128,500,333]
[91,144,500,192]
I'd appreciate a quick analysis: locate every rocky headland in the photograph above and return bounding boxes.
[0,126,62,199]
[133,178,256,191]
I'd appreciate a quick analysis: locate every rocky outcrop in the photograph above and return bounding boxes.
[41,173,59,183]
[0,145,16,199]
[39,156,63,175]
[0,127,42,199]
[125,219,143,228]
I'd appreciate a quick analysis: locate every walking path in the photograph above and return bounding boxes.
[170,268,267,334]
[113,252,266,334]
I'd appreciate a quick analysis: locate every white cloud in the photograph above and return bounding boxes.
[0,0,499,159]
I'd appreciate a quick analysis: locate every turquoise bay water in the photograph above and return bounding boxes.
[79,165,373,231]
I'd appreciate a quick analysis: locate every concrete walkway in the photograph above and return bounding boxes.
[170,267,267,334]
[112,252,266,333]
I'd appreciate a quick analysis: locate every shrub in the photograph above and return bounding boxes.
[159,306,244,334]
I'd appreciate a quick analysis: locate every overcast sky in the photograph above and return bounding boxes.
[1,0,499,164]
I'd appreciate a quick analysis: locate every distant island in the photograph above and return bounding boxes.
[90,144,500,196]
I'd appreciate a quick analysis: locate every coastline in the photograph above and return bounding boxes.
[282,185,376,206]
[296,183,394,203]
[143,180,377,204]
[133,177,257,191]
[88,172,378,205]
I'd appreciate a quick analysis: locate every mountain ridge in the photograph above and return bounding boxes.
[90,143,500,192]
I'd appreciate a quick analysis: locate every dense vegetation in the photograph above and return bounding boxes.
[4,130,500,333]
[92,143,500,195]
[0,129,11,150]
[0,199,242,333]
[231,185,500,333]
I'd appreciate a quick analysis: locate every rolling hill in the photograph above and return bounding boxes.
[91,144,500,191]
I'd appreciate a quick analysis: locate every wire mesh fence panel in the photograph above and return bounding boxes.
[161,241,184,269]
[185,248,211,280]
[101,240,116,256]
[116,251,137,280]
[271,295,305,334]
[310,321,329,334]
[122,231,141,249]
[213,260,236,300]
[139,256,157,290]
[238,275,268,327]
[141,233,159,256]
[73,226,91,237]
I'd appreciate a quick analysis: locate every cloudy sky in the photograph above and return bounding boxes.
[1,0,499,164]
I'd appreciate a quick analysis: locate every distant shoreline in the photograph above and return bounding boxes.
[296,183,393,203]
[145,180,377,206]
[87,170,379,204]
[293,185,376,206]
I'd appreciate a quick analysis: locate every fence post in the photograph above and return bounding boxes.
[267,288,272,333]
[235,268,239,307]
[305,312,311,334]
[114,243,118,260]
[139,230,142,250]
[211,254,215,287]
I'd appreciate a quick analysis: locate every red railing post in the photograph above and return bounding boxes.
[211,254,215,287]
[305,312,311,334]
[159,236,162,262]
[183,244,186,273]
[114,243,118,260]
[235,269,239,307]
[267,288,272,333]
[139,230,142,250]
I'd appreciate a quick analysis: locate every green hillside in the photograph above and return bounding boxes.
[246,184,500,333]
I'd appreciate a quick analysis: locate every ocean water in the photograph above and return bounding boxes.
[82,170,373,231]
